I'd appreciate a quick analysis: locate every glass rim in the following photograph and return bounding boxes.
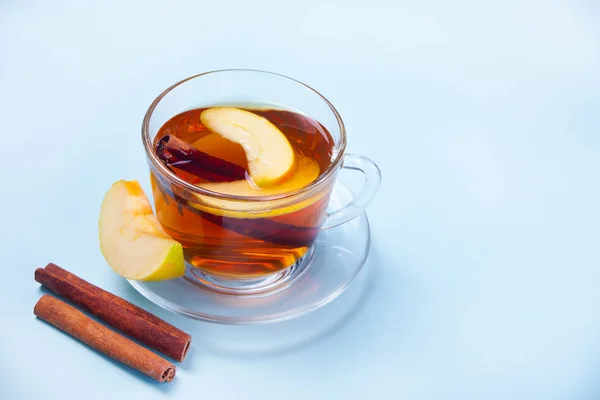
[141,69,347,202]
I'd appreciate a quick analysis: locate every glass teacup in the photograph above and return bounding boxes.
[142,70,380,295]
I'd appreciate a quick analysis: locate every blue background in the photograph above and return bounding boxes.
[1,1,600,399]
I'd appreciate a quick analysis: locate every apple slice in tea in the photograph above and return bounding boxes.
[200,107,296,187]
[194,152,322,219]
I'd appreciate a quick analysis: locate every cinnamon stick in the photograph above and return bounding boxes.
[34,295,176,383]
[155,134,246,182]
[199,204,322,247]
[157,180,322,248]
[35,263,191,362]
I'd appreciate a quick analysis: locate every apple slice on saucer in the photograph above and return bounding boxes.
[200,107,295,187]
[99,180,185,281]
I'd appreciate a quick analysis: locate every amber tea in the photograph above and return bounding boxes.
[151,106,335,279]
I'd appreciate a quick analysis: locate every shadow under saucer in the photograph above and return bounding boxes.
[189,258,374,358]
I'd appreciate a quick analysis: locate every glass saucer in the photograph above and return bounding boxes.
[128,181,371,324]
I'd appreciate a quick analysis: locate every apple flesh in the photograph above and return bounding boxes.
[200,107,296,187]
[99,180,185,281]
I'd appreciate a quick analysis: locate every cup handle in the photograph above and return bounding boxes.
[322,154,381,230]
